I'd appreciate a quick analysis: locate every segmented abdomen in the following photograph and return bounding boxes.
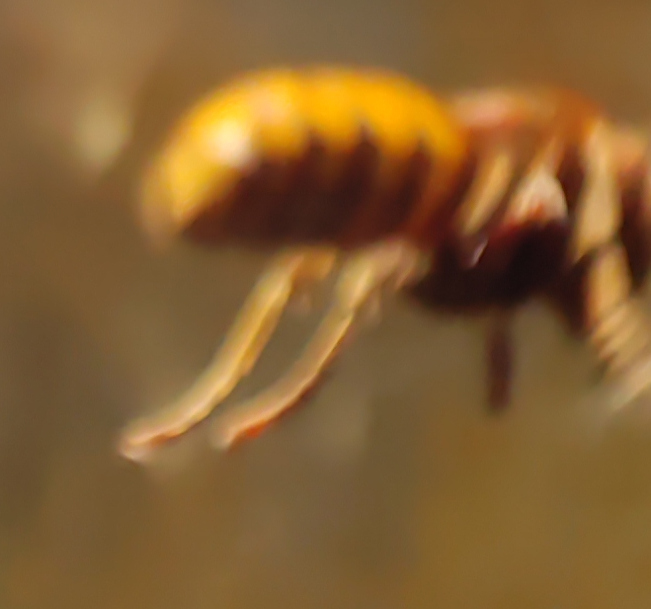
[140,68,469,249]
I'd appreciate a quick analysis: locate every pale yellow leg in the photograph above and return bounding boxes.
[452,144,516,240]
[118,248,337,462]
[568,120,623,264]
[210,240,428,451]
[585,244,651,403]
[571,122,651,404]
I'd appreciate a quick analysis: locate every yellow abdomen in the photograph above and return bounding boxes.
[140,67,470,249]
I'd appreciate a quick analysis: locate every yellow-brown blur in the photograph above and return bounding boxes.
[140,68,466,244]
[2,0,651,608]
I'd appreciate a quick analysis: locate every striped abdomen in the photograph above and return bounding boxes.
[140,68,469,250]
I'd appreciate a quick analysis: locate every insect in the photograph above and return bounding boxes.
[118,66,651,462]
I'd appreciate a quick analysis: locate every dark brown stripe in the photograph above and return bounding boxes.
[401,143,477,250]
[184,152,293,245]
[344,140,434,245]
[220,152,300,245]
[298,126,381,244]
[261,134,329,243]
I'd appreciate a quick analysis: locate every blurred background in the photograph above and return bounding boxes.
[3,0,651,607]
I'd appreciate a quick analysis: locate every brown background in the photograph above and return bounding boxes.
[2,0,651,607]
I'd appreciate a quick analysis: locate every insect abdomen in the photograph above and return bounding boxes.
[140,68,469,249]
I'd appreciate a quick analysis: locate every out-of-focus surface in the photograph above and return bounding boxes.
[3,0,651,607]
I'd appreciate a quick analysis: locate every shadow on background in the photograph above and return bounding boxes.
[2,0,651,607]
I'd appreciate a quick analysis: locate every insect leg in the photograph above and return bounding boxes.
[583,244,651,402]
[209,240,428,450]
[482,138,567,411]
[568,120,623,264]
[118,248,337,462]
[486,311,514,412]
[563,121,651,401]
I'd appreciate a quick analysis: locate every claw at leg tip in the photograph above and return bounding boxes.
[210,416,271,452]
[210,428,233,452]
[210,418,250,452]
[116,424,159,464]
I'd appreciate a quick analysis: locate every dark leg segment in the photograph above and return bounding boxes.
[486,311,514,412]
